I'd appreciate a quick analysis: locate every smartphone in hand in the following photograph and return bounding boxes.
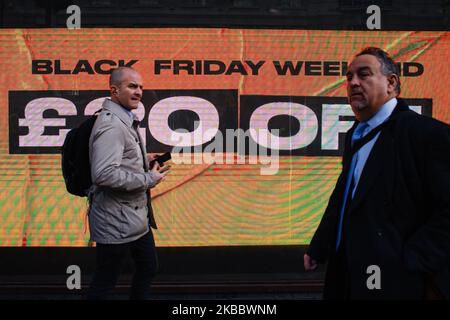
[150,152,171,168]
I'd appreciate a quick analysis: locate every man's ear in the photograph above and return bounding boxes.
[110,85,119,96]
[387,74,399,94]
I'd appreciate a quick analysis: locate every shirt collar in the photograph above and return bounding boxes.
[124,108,134,119]
[366,97,397,129]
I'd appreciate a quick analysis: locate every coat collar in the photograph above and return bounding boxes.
[345,98,410,215]
[102,98,139,128]
[101,98,149,171]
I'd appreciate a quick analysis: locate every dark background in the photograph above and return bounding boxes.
[1,0,448,30]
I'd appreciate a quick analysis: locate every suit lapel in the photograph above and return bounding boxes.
[346,99,410,215]
[347,129,392,215]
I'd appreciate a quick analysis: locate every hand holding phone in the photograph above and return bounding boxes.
[149,152,171,168]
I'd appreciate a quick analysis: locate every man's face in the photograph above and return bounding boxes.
[346,54,395,122]
[111,70,143,110]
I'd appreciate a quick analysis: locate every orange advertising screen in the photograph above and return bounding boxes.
[1,28,448,247]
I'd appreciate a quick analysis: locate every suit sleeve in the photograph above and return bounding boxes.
[307,127,356,263]
[403,122,450,273]
[90,117,158,192]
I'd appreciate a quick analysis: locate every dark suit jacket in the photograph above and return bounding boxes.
[307,99,450,299]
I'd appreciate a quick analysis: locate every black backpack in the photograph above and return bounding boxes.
[61,110,101,197]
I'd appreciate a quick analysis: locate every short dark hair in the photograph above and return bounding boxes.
[356,47,401,95]
[109,67,136,86]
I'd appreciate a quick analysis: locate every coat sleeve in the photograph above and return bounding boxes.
[403,121,450,273]
[306,125,356,263]
[90,117,158,192]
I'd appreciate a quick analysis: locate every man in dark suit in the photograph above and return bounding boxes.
[304,47,449,299]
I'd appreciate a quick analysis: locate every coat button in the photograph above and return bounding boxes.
[135,206,139,210]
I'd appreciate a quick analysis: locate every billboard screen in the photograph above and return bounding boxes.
[1,28,448,246]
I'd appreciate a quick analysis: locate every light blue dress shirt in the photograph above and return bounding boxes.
[124,108,134,119]
[351,97,397,198]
